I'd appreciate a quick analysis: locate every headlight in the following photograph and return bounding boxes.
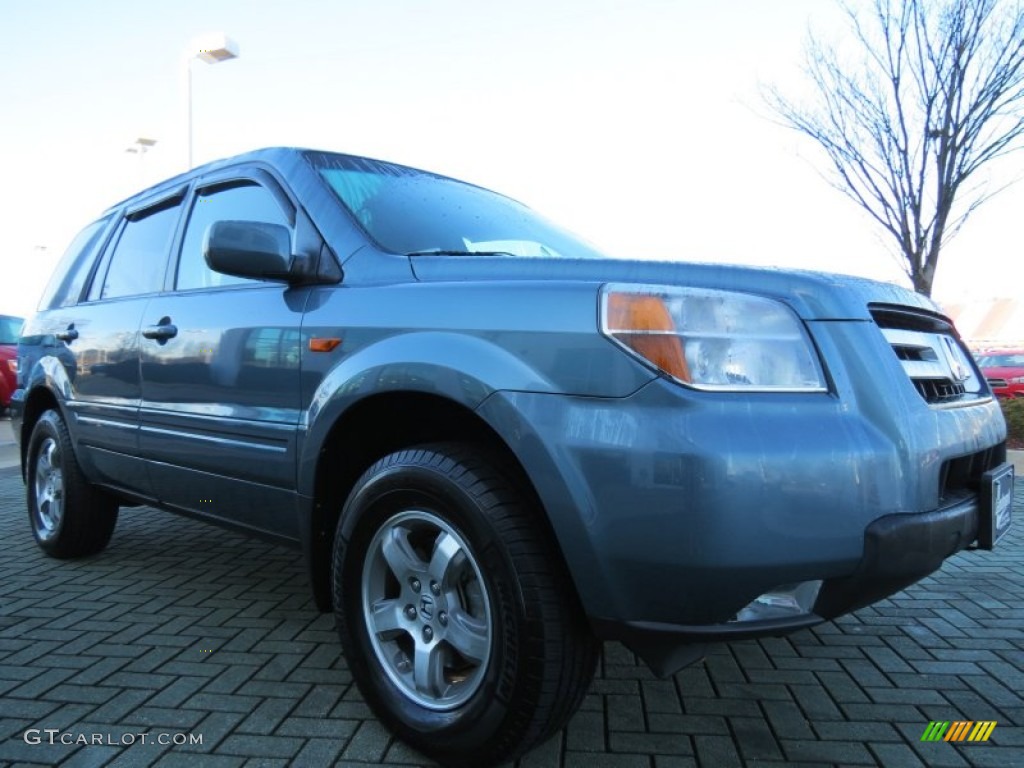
[1009,376,1024,385]
[600,283,827,392]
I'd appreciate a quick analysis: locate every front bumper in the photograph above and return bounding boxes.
[598,491,983,676]
[813,492,980,617]
[480,378,1005,610]
[477,354,1006,669]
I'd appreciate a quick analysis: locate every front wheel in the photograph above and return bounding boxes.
[332,444,598,767]
[26,409,118,558]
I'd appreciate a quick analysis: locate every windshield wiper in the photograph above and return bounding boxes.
[405,249,517,257]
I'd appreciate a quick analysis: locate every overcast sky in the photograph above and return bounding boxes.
[1,0,1021,319]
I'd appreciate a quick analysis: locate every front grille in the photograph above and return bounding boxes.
[940,447,1000,503]
[870,304,983,406]
[987,378,1008,388]
[892,344,936,362]
[870,306,949,333]
[915,379,967,403]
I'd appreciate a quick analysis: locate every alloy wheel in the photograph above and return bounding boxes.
[361,509,493,710]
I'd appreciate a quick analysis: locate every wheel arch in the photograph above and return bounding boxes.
[301,390,580,616]
[18,385,62,480]
[15,350,77,471]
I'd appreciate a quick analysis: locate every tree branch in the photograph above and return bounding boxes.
[765,0,1024,296]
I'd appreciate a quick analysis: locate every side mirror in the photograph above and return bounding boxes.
[204,220,293,282]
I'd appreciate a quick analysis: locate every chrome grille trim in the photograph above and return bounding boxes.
[874,321,984,405]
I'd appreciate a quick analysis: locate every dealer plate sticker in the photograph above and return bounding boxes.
[992,464,1014,545]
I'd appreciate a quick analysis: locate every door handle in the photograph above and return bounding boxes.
[143,317,178,342]
[54,326,78,342]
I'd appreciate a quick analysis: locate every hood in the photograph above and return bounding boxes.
[408,256,936,322]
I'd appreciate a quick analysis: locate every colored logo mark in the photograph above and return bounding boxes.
[921,721,996,742]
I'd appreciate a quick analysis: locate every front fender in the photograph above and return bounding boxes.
[298,331,562,493]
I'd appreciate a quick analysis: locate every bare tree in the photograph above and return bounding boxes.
[766,0,1024,296]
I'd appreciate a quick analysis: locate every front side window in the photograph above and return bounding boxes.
[306,151,609,260]
[176,182,290,291]
[100,203,180,300]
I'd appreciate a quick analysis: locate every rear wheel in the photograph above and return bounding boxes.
[333,444,598,767]
[26,409,118,558]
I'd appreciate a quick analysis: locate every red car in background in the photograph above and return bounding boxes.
[977,349,1024,398]
[1,314,23,415]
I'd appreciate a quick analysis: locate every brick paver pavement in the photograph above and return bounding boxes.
[1,463,1022,767]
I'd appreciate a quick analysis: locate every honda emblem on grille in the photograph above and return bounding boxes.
[941,336,971,382]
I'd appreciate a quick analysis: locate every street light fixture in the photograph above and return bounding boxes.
[185,34,239,169]
[126,137,158,186]
[125,137,157,156]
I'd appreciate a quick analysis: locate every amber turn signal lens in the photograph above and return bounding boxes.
[605,293,690,382]
[309,337,342,353]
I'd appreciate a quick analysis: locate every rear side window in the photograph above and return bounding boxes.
[37,216,112,310]
[99,201,181,300]
[176,182,290,291]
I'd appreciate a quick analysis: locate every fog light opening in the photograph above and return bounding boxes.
[732,580,823,623]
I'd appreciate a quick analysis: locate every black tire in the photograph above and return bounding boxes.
[332,443,598,767]
[26,409,118,558]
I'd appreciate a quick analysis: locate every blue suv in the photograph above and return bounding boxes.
[11,148,1013,766]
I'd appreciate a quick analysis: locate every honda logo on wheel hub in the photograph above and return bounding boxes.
[419,595,434,620]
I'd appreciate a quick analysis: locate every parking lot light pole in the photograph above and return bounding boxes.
[185,34,239,169]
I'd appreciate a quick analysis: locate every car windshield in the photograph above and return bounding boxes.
[306,151,609,259]
[977,353,1024,367]
[0,315,23,344]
